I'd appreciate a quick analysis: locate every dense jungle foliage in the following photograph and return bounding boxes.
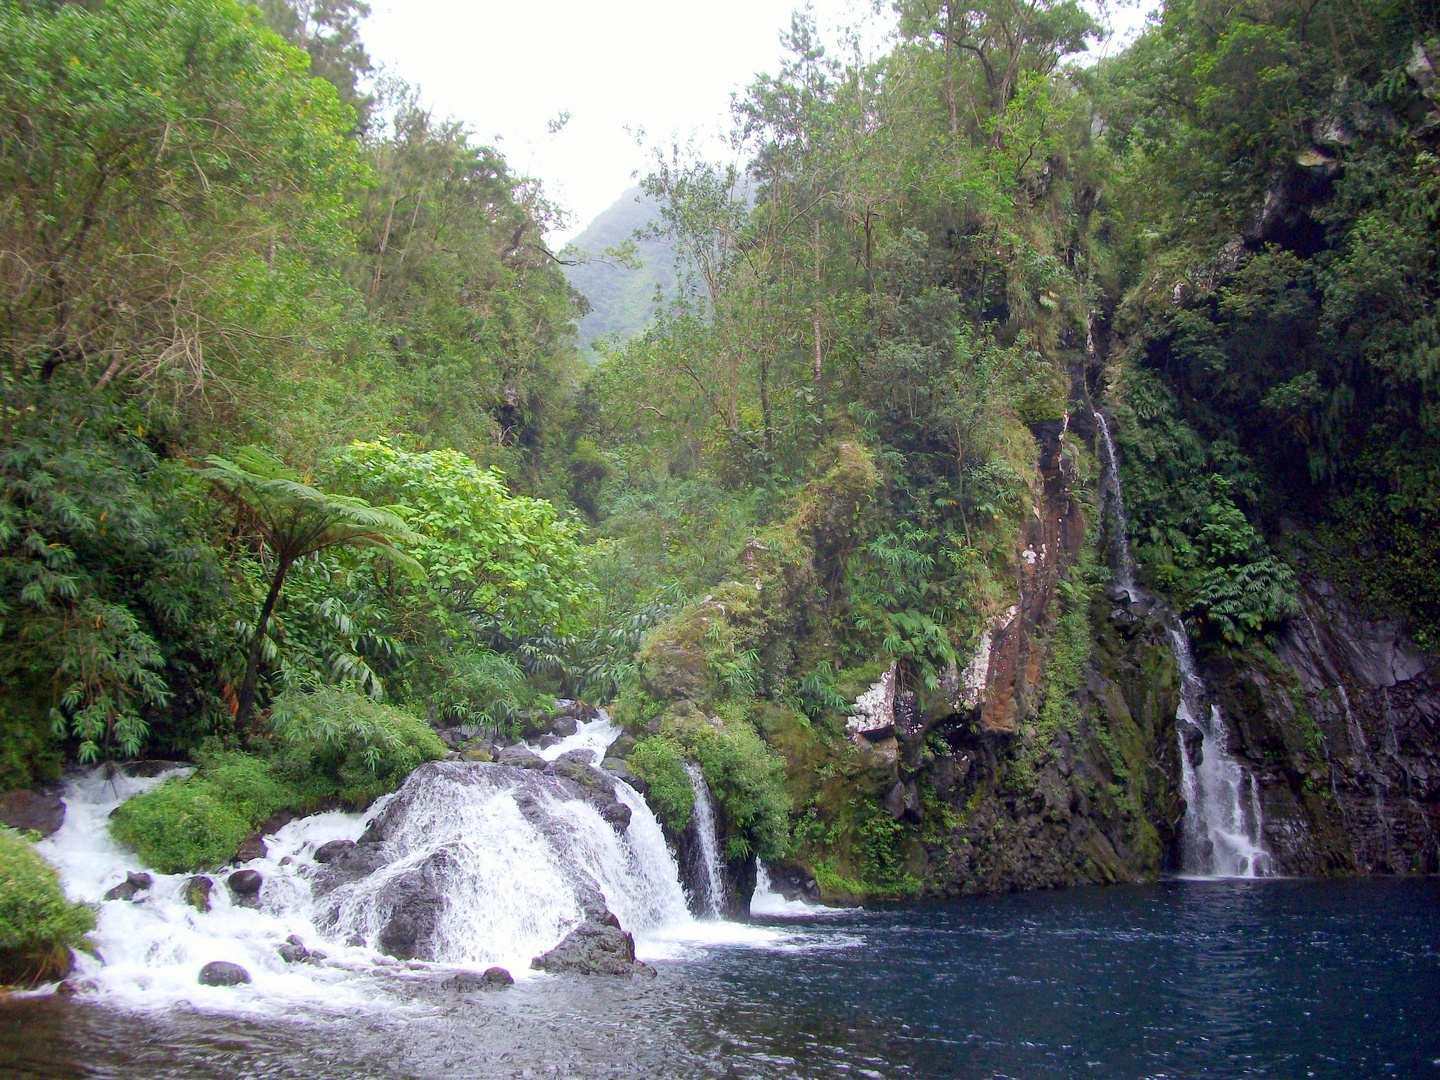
[0,0,1436,902]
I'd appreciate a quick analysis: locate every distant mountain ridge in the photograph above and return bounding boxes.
[563,187,674,351]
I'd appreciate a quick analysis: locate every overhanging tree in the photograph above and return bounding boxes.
[200,446,421,727]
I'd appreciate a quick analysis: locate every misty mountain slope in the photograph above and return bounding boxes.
[564,187,675,350]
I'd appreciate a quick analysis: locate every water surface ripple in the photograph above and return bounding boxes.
[2,878,1437,1079]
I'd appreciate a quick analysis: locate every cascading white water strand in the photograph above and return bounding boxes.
[1168,621,1272,878]
[1095,412,1140,599]
[685,764,727,919]
[1095,410,1271,878]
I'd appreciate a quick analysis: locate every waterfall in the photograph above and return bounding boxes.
[750,863,832,916]
[1095,411,1271,878]
[685,764,727,918]
[1095,412,1139,599]
[36,716,797,1010]
[1168,622,1271,877]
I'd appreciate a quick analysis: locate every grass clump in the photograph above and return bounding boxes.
[628,736,695,832]
[110,687,445,872]
[109,752,298,873]
[0,829,94,985]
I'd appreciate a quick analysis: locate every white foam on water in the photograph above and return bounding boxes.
[533,710,619,761]
[37,769,385,1017]
[36,740,830,1015]
[750,863,838,917]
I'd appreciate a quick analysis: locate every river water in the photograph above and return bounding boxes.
[2,877,1436,1080]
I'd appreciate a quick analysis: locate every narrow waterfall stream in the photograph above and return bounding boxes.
[1095,412,1272,878]
[685,764,727,918]
[37,716,787,1015]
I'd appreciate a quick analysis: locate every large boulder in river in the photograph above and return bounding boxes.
[198,961,251,986]
[0,789,65,837]
[373,851,451,960]
[530,920,655,977]
[226,869,262,907]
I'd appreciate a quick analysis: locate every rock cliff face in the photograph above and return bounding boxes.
[617,427,1440,903]
[1211,581,1440,875]
[798,422,1440,898]
[856,420,1187,895]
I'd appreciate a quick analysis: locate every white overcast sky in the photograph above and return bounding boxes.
[362,1,1155,245]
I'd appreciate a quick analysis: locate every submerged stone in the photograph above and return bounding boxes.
[197,961,250,986]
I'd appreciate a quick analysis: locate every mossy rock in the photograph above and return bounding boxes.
[0,829,93,985]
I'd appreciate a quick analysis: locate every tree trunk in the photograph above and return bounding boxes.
[812,218,824,386]
[235,558,290,731]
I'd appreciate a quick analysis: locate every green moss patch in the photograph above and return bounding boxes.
[0,829,94,986]
[111,687,445,873]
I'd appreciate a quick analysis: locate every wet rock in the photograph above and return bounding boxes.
[373,852,450,961]
[184,876,213,912]
[545,757,610,791]
[553,699,600,725]
[277,935,316,964]
[446,966,514,991]
[103,872,153,902]
[197,961,251,987]
[226,869,263,907]
[458,744,493,762]
[545,758,631,831]
[883,780,923,823]
[259,810,296,836]
[601,758,638,786]
[0,789,64,837]
[122,760,190,778]
[530,920,655,977]
[233,832,267,863]
[548,713,579,738]
[538,734,562,749]
[313,839,356,864]
[608,733,638,759]
[556,748,597,766]
[764,863,822,904]
[497,745,545,770]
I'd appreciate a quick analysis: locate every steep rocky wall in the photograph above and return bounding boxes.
[1209,580,1440,875]
[850,418,1185,895]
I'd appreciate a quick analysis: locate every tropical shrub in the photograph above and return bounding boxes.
[0,829,94,985]
[268,685,445,806]
[627,736,694,832]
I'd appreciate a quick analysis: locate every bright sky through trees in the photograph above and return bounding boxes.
[362,0,891,242]
[364,2,1152,243]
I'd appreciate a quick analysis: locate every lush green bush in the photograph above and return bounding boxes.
[627,736,694,832]
[109,753,299,872]
[111,689,445,870]
[269,685,446,807]
[0,829,94,985]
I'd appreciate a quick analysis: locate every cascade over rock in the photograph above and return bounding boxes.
[314,758,689,965]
